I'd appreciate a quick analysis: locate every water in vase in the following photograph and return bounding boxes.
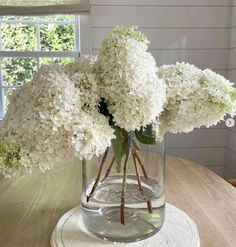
[82,174,165,243]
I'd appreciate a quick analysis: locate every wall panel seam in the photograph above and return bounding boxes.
[150,48,229,51]
[226,147,236,154]
[167,146,225,149]
[91,5,233,7]
[92,26,232,29]
[226,129,236,134]
[167,147,225,150]
[92,48,231,52]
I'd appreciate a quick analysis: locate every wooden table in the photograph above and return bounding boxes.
[0,156,236,247]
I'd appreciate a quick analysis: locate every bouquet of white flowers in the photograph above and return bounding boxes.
[0,26,236,224]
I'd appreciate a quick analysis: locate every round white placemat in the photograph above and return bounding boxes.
[50,203,200,247]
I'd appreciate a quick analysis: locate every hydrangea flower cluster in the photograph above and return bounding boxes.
[157,62,236,134]
[95,26,166,131]
[0,63,114,176]
[0,26,236,177]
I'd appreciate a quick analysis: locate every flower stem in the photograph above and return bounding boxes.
[132,151,153,214]
[132,151,144,193]
[133,149,148,179]
[120,150,130,225]
[101,157,115,182]
[147,200,153,214]
[86,148,108,202]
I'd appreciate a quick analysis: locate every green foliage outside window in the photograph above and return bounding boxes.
[0,16,76,87]
[2,23,37,51]
[40,24,75,51]
[2,58,38,86]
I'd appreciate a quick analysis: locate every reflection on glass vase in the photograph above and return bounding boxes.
[81,134,165,243]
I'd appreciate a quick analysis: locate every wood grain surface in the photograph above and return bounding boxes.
[0,156,236,247]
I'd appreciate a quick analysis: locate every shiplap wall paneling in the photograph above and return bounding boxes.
[229,48,236,69]
[226,129,236,152]
[91,6,232,28]
[92,48,229,71]
[225,3,236,178]
[232,3,236,28]
[229,69,236,79]
[166,129,225,176]
[90,0,233,6]
[92,28,231,50]
[90,0,231,174]
[166,129,226,148]
[231,28,236,50]
[225,148,236,178]
[151,50,229,70]
[91,4,232,73]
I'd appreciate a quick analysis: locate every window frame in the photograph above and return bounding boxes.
[0,15,82,119]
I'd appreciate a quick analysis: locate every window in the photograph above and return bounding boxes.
[0,15,80,119]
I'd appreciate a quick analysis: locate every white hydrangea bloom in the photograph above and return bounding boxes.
[157,62,236,133]
[96,26,166,131]
[71,72,100,109]
[71,110,114,160]
[0,63,114,176]
[65,55,97,75]
[65,55,100,109]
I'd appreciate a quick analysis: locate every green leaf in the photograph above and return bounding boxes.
[123,131,132,155]
[135,124,156,145]
[112,127,125,172]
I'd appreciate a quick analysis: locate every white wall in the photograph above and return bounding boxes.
[225,0,236,179]
[89,0,234,176]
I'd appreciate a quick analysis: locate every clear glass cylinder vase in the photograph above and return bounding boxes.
[81,138,165,243]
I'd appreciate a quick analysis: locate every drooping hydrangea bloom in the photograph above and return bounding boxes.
[96,26,166,131]
[157,62,236,133]
[0,63,114,177]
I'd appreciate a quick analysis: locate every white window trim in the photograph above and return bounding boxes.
[79,14,91,55]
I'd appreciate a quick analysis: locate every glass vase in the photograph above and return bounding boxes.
[81,138,165,243]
